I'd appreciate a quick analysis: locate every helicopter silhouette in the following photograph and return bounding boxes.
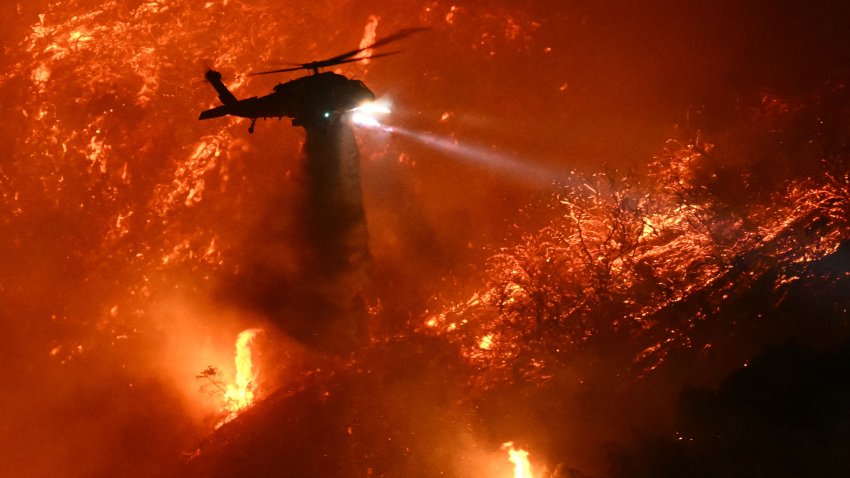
[198,28,426,133]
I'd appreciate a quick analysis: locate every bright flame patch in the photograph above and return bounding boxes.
[219,328,262,427]
[502,442,534,478]
[357,15,380,63]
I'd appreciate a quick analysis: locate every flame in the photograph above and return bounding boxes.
[220,328,262,426]
[502,442,534,478]
[357,15,380,63]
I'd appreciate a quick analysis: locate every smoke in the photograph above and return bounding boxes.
[2,0,850,477]
[223,119,371,350]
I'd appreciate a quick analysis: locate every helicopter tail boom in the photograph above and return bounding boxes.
[205,69,238,105]
[198,104,232,120]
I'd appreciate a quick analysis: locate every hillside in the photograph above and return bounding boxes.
[174,80,850,477]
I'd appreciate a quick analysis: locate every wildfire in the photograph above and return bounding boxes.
[220,328,263,426]
[502,442,534,478]
[357,15,380,64]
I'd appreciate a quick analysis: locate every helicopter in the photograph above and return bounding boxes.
[198,28,425,133]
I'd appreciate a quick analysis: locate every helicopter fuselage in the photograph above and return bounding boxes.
[199,70,375,130]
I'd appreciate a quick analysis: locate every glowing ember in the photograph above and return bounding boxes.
[220,328,263,426]
[478,333,494,350]
[502,442,534,478]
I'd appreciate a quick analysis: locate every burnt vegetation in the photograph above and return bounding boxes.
[608,342,850,478]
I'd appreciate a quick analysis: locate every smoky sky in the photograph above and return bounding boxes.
[363,0,850,165]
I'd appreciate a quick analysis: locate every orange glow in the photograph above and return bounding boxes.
[502,442,534,478]
[3,1,849,475]
[219,328,263,426]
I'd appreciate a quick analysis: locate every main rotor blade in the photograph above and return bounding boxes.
[367,27,430,50]
[330,50,403,67]
[318,27,429,66]
[247,27,427,77]
[247,65,306,76]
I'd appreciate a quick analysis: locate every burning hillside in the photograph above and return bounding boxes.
[427,96,850,387]
[173,81,850,476]
[2,1,850,477]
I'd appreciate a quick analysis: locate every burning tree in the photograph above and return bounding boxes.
[196,328,264,427]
